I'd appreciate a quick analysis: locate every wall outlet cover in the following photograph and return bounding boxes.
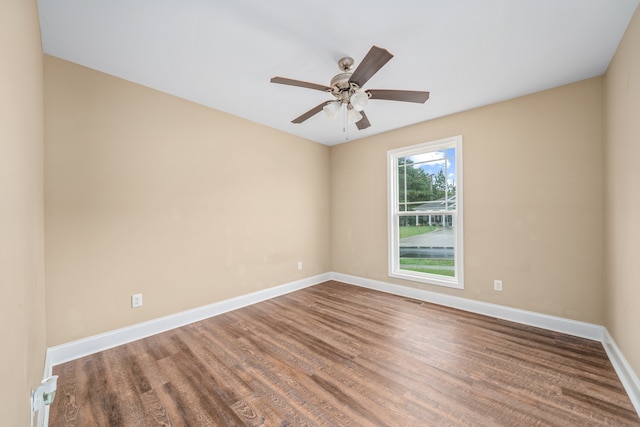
[131,293,143,308]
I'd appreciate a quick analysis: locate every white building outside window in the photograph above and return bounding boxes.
[387,135,463,289]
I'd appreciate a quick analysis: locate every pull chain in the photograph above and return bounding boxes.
[343,103,349,141]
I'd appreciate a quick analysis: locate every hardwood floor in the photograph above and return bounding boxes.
[49,281,640,426]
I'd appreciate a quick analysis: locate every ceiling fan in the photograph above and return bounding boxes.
[270,46,430,130]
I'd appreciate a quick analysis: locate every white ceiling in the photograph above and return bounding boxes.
[38,0,639,146]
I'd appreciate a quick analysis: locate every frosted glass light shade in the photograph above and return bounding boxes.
[323,101,341,120]
[349,90,369,111]
[347,107,363,124]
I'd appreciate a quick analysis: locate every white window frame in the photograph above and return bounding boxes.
[387,135,464,289]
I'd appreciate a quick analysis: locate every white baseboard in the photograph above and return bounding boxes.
[603,328,640,415]
[40,350,53,427]
[45,271,640,419]
[47,273,330,366]
[330,272,603,340]
[330,272,640,417]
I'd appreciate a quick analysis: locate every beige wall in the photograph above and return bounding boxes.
[0,0,47,425]
[1,0,634,418]
[331,77,605,324]
[39,3,639,385]
[605,6,640,376]
[44,56,331,346]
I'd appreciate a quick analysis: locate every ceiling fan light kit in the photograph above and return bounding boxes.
[349,89,369,111]
[347,105,363,124]
[270,46,430,132]
[322,101,341,120]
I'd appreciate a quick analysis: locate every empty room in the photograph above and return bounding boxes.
[3,1,640,426]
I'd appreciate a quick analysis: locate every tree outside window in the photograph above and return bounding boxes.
[388,136,463,289]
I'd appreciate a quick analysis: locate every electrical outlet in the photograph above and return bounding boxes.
[494,280,503,291]
[298,261,303,270]
[131,293,143,308]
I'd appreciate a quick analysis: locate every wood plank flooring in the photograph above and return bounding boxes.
[49,281,640,426]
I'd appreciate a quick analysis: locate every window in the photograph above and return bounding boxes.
[387,135,463,289]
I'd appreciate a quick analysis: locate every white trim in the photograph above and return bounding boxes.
[47,273,330,366]
[389,267,463,290]
[29,348,54,427]
[43,350,52,378]
[40,350,53,427]
[330,272,640,417]
[602,328,640,415]
[387,135,464,289]
[37,402,47,427]
[330,272,603,341]
[44,271,640,420]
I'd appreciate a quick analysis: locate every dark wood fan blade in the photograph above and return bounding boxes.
[349,46,393,87]
[367,89,430,103]
[356,111,371,130]
[292,101,331,124]
[270,77,331,92]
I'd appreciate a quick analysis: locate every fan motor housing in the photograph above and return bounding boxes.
[330,73,352,91]
[330,73,366,105]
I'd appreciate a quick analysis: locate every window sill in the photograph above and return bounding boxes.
[389,270,464,290]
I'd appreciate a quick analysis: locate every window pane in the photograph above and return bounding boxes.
[397,149,457,211]
[388,135,462,289]
[398,166,406,211]
[398,214,455,278]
